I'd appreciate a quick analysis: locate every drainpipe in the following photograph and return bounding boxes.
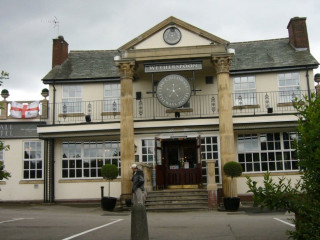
[306,67,311,100]
[52,80,56,125]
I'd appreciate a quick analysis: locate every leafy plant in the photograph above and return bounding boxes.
[0,70,10,181]
[247,93,320,239]
[223,161,242,197]
[101,164,118,197]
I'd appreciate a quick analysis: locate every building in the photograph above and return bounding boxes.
[0,16,318,207]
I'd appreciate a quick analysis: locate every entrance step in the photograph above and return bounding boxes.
[145,189,208,212]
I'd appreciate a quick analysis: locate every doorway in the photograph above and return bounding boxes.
[156,138,202,188]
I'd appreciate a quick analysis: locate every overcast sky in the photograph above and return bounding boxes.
[1,0,320,101]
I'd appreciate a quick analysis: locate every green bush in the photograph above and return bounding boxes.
[1,89,8,94]
[101,164,118,197]
[223,161,243,178]
[101,164,118,180]
[247,93,320,239]
[223,161,242,198]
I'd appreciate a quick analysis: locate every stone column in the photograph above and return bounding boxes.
[212,55,236,198]
[116,61,135,198]
[207,160,218,209]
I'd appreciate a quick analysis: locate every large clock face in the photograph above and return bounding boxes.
[163,27,182,45]
[156,74,191,109]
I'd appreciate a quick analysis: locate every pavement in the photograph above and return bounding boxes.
[0,202,295,240]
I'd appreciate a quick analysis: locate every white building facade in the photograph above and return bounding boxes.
[0,17,318,206]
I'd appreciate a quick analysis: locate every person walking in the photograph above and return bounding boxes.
[131,163,145,205]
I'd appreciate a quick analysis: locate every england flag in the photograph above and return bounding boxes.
[10,101,39,119]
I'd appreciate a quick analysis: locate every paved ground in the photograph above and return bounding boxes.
[0,203,295,240]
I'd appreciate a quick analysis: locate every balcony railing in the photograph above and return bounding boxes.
[40,90,312,125]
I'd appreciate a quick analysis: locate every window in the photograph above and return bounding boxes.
[0,148,4,176]
[233,76,257,106]
[62,85,82,113]
[237,132,298,173]
[278,72,301,103]
[23,141,43,179]
[104,83,120,112]
[201,136,220,184]
[62,141,120,179]
[142,139,155,164]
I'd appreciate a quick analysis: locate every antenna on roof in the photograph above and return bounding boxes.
[52,16,60,36]
[42,16,60,37]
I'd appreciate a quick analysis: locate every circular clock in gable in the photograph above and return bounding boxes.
[163,27,182,45]
[156,74,191,109]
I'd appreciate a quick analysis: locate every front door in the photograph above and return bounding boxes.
[162,139,201,187]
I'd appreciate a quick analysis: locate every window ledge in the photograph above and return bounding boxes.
[101,112,120,116]
[58,113,85,118]
[166,108,193,113]
[19,180,44,184]
[58,178,121,183]
[233,105,260,110]
[241,171,301,177]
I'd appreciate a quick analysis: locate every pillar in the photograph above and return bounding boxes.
[212,55,236,198]
[116,61,135,198]
[207,159,218,209]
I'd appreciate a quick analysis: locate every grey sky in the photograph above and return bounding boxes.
[1,0,320,100]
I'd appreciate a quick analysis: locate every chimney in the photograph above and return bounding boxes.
[52,36,69,68]
[287,17,309,50]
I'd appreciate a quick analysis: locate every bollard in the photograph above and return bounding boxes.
[131,204,149,240]
[101,186,104,198]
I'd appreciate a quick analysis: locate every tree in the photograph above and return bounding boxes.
[101,164,118,197]
[247,93,320,239]
[0,70,11,181]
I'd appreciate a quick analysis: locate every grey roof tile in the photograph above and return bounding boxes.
[42,38,318,81]
[43,50,120,81]
[229,38,318,72]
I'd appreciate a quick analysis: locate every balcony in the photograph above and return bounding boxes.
[39,90,311,125]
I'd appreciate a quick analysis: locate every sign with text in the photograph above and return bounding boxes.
[144,61,202,73]
[0,122,43,138]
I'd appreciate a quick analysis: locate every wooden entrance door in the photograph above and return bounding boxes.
[163,139,201,186]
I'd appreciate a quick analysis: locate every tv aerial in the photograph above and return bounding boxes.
[42,16,60,36]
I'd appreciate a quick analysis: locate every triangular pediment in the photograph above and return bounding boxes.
[118,16,229,51]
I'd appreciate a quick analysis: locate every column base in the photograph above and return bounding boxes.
[208,190,218,209]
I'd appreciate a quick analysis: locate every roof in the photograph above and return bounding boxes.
[42,39,319,82]
[42,50,119,83]
[230,38,318,73]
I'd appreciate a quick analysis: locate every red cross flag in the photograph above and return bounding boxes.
[10,101,40,119]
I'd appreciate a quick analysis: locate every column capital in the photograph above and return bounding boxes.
[212,55,233,74]
[116,61,135,79]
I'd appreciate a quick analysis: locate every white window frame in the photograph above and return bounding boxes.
[141,139,155,164]
[233,76,257,106]
[237,132,298,173]
[104,83,120,113]
[62,141,121,179]
[23,141,43,179]
[278,72,301,103]
[201,135,221,184]
[62,85,82,113]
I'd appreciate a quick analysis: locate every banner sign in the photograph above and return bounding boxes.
[144,61,202,73]
[0,122,43,138]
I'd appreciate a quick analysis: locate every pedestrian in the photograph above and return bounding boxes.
[131,163,145,205]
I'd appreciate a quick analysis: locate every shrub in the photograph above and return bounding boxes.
[101,164,118,197]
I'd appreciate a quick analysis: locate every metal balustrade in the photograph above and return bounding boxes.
[40,90,312,125]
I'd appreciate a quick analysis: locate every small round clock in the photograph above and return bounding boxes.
[163,27,182,45]
[156,74,191,109]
